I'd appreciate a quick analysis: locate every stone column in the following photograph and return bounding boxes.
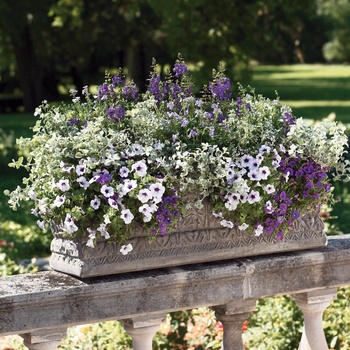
[20,327,67,350]
[292,288,338,350]
[122,314,165,350]
[212,299,257,350]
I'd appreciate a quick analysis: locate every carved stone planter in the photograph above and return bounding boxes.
[50,203,327,278]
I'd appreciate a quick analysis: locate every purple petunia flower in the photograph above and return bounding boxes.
[292,210,300,220]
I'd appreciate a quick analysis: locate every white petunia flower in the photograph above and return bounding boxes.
[238,223,249,231]
[121,179,137,196]
[37,220,45,230]
[90,196,101,209]
[254,224,264,236]
[86,228,96,248]
[131,143,143,155]
[220,219,234,228]
[264,184,275,194]
[225,193,240,210]
[139,204,153,222]
[247,190,261,204]
[259,145,271,154]
[64,213,78,234]
[108,197,119,209]
[132,160,148,177]
[97,223,110,239]
[56,179,70,192]
[77,176,90,190]
[265,200,273,213]
[137,188,153,203]
[76,163,86,176]
[119,166,129,178]
[101,184,114,197]
[150,183,165,200]
[248,169,262,181]
[120,243,133,255]
[120,209,134,224]
[259,166,271,180]
[53,195,65,207]
[240,154,254,168]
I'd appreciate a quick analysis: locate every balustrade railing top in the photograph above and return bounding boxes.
[1,234,350,350]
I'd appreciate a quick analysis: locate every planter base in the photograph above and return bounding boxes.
[50,211,326,278]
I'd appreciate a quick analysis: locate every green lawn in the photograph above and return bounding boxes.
[249,64,350,123]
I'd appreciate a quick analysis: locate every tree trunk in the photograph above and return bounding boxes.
[13,24,44,112]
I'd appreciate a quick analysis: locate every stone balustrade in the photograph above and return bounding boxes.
[1,234,350,349]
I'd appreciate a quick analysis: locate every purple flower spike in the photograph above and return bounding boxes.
[209,77,232,101]
[173,63,188,78]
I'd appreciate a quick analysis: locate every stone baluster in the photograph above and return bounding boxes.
[212,299,257,350]
[122,314,165,350]
[292,288,338,350]
[20,327,67,350]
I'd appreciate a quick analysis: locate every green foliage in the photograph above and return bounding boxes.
[59,321,132,350]
[245,296,303,350]
[319,0,350,62]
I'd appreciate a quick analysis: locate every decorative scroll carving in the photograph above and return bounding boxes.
[50,208,326,277]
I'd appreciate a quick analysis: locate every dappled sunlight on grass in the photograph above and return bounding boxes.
[250,64,350,122]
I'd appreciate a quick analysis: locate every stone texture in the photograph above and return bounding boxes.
[1,235,350,337]
[50,208,326,277]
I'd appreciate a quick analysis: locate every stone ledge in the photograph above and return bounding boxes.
[1,234,350,336]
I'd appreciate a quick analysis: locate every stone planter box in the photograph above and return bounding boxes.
[50,203,326,278]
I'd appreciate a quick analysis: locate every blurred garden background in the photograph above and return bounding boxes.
[1,0,350,349]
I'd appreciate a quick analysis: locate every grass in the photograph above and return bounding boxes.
[0,113,38,138]
[249,64,350,122]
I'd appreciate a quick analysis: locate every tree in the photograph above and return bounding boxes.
[0,0,56,111]
[0,0,333,111]
[319,0,350,62]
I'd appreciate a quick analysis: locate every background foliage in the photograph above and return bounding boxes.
[0,0,349,112]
